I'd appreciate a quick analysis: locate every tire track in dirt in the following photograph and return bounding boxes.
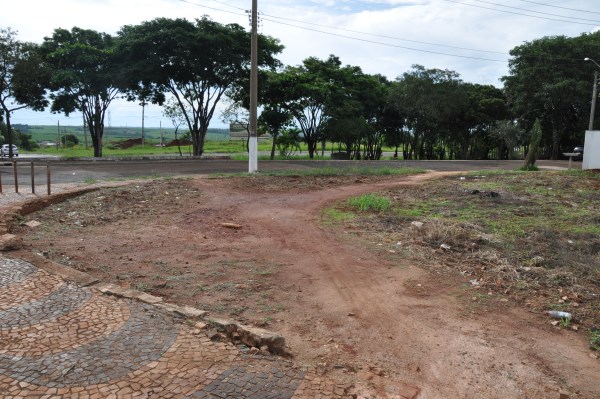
[194,172,599,399]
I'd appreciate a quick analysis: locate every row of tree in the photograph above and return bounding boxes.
[1,19,599,160]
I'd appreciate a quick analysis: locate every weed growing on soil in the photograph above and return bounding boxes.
[348,194,391,212]
[83,177,98,184]
[519,165,540,171]
[590,329,600,351]
[322,208,355,225]
[559,317,571,329]
[134,282,150,292]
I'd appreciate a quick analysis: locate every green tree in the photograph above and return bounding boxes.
[16,131,38,150]
[457,83,508,159]
[502,32,600,159]
[117,17,283,157]
[267,55,342,159]
[61,133,79,148]
[40,27,121,157]
[524,119,543,169]
[275,128,301,157]
[389,66,508,160]
[390,65,464,160]
[259,105,293,160]
[162,98,191,157]
[489,120,525,160]
[0,28,48,157]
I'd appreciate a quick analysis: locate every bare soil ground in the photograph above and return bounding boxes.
[15,172,600,399]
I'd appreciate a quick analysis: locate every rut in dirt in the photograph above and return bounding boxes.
[197,173,600,399]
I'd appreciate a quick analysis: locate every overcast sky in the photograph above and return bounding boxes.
[2,0,599,128]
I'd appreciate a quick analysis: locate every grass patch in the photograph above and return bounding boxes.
[518,165,540,171]
[322,208,356,225]
[83,177,98,184]
[258,166,423,177]
[348,193,391,212]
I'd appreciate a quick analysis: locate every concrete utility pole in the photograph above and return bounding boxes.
[585,58,600,130]
[589,71,598,131]
[141,101,146,148]
[248,0,258,173]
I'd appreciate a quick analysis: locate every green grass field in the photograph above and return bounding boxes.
[18,124,404,158]
[16,124,229,145]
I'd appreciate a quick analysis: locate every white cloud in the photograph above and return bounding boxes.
[2,0,598,127]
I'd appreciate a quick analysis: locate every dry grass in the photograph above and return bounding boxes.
[327,170,600,333]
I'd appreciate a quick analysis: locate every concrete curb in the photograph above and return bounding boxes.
[9,250,99,287]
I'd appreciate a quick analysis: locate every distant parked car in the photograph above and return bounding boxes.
[0,144,18,157]
[573,145,584,160]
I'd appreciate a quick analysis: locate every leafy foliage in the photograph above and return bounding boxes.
[116,17,283,157]
[0,28,48,156]
[61,133,79,148]
[503,32,600,159]
[40,27,122,157]
[524,119,543,169]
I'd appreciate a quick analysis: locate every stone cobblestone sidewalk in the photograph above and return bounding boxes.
[0,257,353,399]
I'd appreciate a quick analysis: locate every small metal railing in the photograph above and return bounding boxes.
[0,160,51,196]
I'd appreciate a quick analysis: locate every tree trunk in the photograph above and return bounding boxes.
[174,128,183,157]
[90,131,100,157]
[307,138,317,159]
[5,111,15,158]
[552,128,560,160]
[270,130,278,160]
[92,121,103,158]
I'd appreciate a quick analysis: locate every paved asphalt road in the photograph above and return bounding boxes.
[0,157,579,188]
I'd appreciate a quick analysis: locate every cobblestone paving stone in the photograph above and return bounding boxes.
[190,365,305,399]
[0,258,37,287]
[0,257,354,398]
[0,270,63,310]
[0,300,179,386]
[1,295,130,356]
[0,283,91,329]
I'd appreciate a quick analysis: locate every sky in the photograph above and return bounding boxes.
[2,0,599,128]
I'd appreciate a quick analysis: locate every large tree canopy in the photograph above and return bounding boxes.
[502,32,600,159]
[0,28,48,157]
[117,17,283,156]
[266,55,386,159]
[40,27,122,157]
[388,65,508,160]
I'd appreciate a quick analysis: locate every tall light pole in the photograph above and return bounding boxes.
[248,0,258,173]
[585,57,599,130]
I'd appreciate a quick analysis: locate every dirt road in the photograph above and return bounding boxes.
[18,173,599,398]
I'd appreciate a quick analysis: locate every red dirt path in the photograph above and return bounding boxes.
[19,173,600,398]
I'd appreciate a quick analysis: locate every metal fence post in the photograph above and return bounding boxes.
[47,163,51,196]
[13,161,18,194]
[31,162,35,194]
